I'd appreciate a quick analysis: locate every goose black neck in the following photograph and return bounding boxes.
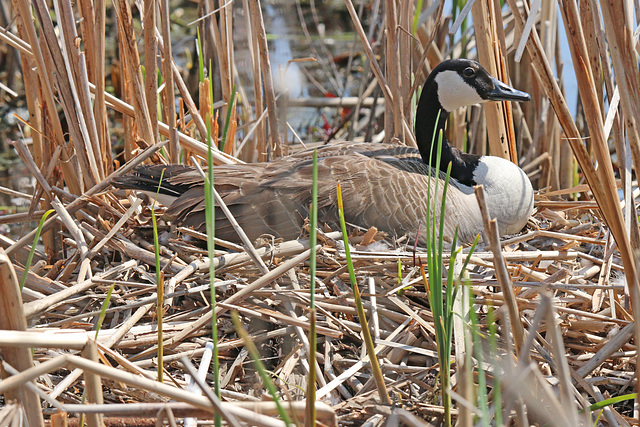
[414,82,480,187]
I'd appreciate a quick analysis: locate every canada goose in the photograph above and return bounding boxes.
[113,59,533,245]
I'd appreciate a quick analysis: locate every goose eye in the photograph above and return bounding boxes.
[462,67,475,78]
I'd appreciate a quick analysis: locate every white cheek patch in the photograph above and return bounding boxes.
[434,70,485,111]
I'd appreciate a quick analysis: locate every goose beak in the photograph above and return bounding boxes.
[486,77,531,102]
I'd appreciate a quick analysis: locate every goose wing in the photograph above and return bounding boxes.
[114,143,482,244]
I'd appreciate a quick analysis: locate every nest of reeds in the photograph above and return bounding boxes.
[0,1,639,426]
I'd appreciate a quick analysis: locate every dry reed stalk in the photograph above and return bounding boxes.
[343,0,392,110]
[12,0,82,195]
[309,0,343,94]
[452,255,472,427]
[385,0,401,142]
[35,0,101,186]
[0,356,67,395]
[599,2,640,187]
[112,0,156,156]
[94,0,112,175]
[541,291,579,425]
[398,1,411,116]
[117,28,136,164]
[8,4,60,260]
[180,356,243,427]
[56,355,283,426]
[0,249,43,426]
[506,0,640,340]
[408,2,443,110]
[558,2,640,404]
[0,331,88,349]
[82,340,104,427]
[475,185,524,353]
[4,138,167,259]
[143,0,159,149]
[242,0,266,162]
[132,248,318,360]
[158,0,178,163]
[48,300,156,401]
[206,0,232,123]
[77,0,96,84]
[23,260,137,318]
[90,78,236,163]
[154,31,208,145]
[60,0,104,180]
[248,0,282,159]
[471,0,515,162]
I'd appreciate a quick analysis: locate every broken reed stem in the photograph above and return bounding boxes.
[247,0,282,158]
[82,340,104,427]
[112,0,156,152]
[474,185,524,354]
[159,0,178,163]
[0,249,44,426]
[505,0,640,338]
[13,0,81,195]
[143,0,158,148]
[471,0,511,161]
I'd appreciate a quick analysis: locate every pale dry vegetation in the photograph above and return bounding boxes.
[0,0,639,426]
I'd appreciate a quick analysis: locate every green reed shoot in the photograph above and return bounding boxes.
[19,209,54,291]
[151,168,166,382]
[421,123,477,426]
[336,182,390,404]
[487,306,502,425]
[412,0,425,35]
[95,283,116,340]
[305,149,318,426]
[467,281,489,426]
[232,311,293,426]
[219,86,237,152]
[589,393,637,412]
[202,70,222,427]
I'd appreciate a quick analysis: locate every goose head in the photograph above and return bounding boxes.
[415,59,530,158]
[414,58,533,236]
[430,58,530,112]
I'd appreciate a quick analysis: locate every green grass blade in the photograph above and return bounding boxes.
[412,0,424,35]
[305,148,319,427]
[232,311,294,426]
[589,393,637,411]
[95,283,116,341]
[196,28,205,83]
[468,281,490,426]
[219,86,237,152]
[19,209,54,291]
[487,306,502,426]
[336,183,390,404]
[151,168,166,382]
[203,107,221,427]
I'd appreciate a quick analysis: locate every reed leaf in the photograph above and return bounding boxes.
[231,311,294,426]
[19,209,54,291]
[336,182,391,404]
[305,148,318,427]
[151,168,166,382]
